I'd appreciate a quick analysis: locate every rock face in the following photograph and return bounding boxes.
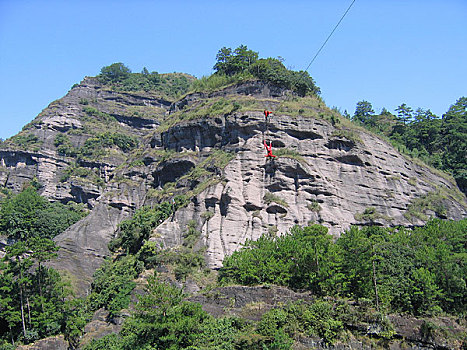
[16,335,68,350]
[0,78,465,292]
[153,111,466,268]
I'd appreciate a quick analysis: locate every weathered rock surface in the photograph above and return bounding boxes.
[16,335,68,350]
[0,78,465,293]
[153,111,466,268]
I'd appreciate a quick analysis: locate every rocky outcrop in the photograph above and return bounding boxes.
[0,78,465,293]
[152,111,466,268]
[16,335,68,350]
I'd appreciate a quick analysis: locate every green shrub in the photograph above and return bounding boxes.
[191,72,254,93]
[10,133,42,149]
[307,199,321,212]
[78,132,139,158]
[263,192,288,207]
[97,63,193,98]
[250,58,320,96]
[54,134,77,157]
[404,191,447,221]
[89,255,143,317]
[0,185,87,240]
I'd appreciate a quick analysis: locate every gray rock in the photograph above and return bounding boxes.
[0,78,465,293]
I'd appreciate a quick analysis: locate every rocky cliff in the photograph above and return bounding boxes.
[0,77,465,292]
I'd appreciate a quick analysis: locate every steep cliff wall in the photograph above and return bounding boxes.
[152,110,465,268]
[0,78,465,292]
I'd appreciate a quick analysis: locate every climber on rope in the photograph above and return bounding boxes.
[264,110,273,120]
[263,140,276,159]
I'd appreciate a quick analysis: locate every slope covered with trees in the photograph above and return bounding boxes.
[83,218,467,350]
[351,97,467,194]
[0,186,87,347]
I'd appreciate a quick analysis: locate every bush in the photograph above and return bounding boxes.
[0,186,87,240]
[250,58,320,96]
[110,198,188,254]
[206,46,321,96]
[10,133,41,149]
[54,134,77,157]
[97,63,193,98]
[99,62,131,83]
[220,219,467,316]
[78,132,139,158]
[88,255,143,317]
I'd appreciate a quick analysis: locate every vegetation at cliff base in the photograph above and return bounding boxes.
[83,211,466,349]
[220,219,467,316]
[0,185,89,347]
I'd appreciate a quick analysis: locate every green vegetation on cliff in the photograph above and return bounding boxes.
[83,218,467,350]
[192,45,320,96]
[98,62,194,99]
[2,185,464,348]
[351,97,467,194]
[0,186,87,241]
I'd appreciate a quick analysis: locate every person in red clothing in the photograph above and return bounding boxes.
[264,110,272,120]
[263,140,276,159]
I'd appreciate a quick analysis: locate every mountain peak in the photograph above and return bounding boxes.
[0,71,465,294]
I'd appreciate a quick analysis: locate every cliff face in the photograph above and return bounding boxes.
[0,77,465,292]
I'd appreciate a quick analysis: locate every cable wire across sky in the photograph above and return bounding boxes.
[303,0,357,72]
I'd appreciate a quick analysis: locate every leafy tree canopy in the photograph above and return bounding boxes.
[0,186,87,240]
[99,63,131,83]
[351,97,466,194]
[213,45,259,76]
[220,219,467,316]
[212,45,320,96]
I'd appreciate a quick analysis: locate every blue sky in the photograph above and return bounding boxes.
[0,0,466,140]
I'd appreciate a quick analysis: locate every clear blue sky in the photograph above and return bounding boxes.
[1,0,466,140]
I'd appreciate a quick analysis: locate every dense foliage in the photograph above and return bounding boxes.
[84,274,297,350]
[0,186,89,347]
[208,45,320,96]
[0,186,87,241]
[3,185,463,348]
[220,220,467,316]
[352,97,467,194]
[97,62,193,98]
[88,255,143,318]
[250,58,320,96]
[54,131,139,163]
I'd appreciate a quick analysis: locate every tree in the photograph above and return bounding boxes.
[0,186,47,240]
[4,242,32,340]
[99,63,131,83]
[213,45,258,76]
[353,101,375,125]
[395,103,413,124]
[28,237,59,311]
[118,274,211,349]
[438,97,467,192]
[0,186,86,240]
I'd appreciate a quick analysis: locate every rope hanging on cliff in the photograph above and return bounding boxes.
[264,110,272,142]
[263,110,276,160]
